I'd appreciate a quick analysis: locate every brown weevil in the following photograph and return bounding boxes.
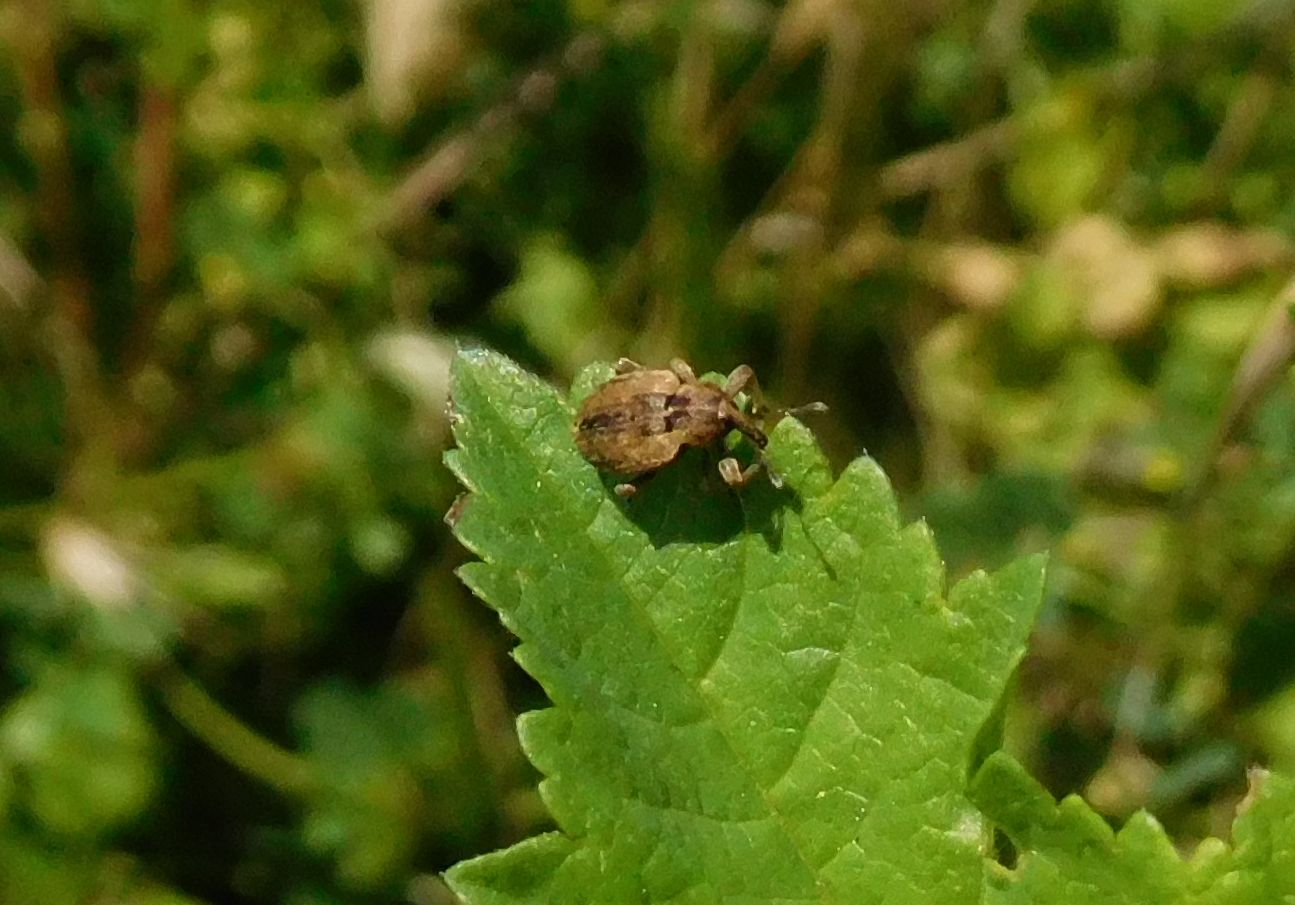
[574,358,821,497]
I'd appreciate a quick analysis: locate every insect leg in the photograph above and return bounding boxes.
[724,364,767,415]
[668,358,697,383]
[614,358,645,374]
[728,364,828,424]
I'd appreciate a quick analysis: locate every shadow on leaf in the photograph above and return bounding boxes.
[612,447,799,551]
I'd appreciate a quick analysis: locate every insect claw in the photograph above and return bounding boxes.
[718,456,761,488]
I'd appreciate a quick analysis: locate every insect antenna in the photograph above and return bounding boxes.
[782,401,828,418]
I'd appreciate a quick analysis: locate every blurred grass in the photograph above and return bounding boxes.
[3,0,1295,901]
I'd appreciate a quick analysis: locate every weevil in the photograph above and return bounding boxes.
[575,358,819,498]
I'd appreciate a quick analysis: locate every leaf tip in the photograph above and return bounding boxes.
[452,343,509,371]
[766,415,833,496]
[444,833,573,902]
[449,344,541,399]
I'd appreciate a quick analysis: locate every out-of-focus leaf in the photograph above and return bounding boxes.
[0,757,11,820]
[493,238,618,375]
[0,835,94,905]
[919,470,1072,573]
[152,544,290,611]
[0,665,157,837]
[295,678,473,890]
[1008,93,1115,230]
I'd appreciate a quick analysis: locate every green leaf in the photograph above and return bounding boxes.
[442,349,1046,903]
[0,834,96,905]
[1218,769,1295,903]
[971,753,1295,904]
[0,664,158,837]
[152,543,290,611]
[0,831,213,905]
[295,679,468,890]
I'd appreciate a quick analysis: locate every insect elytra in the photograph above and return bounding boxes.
[574,358,821,497]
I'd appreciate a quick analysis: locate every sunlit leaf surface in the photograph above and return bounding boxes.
[444,349,1046,903]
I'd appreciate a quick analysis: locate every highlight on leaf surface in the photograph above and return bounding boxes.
[442,348,1047,903]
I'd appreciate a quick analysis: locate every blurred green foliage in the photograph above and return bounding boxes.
[2,0,1295,901]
